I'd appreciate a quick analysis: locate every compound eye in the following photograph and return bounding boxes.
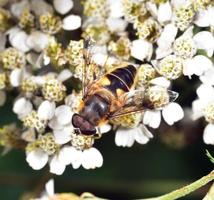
[72,114,83,128]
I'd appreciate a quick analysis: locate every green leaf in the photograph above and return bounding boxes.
[206,150,214,164]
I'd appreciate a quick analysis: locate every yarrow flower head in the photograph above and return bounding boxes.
[173,3,195,31]
[173,35,197,59]
[156,55,184,80]
[0,48,26,70]
[42,78,66,102]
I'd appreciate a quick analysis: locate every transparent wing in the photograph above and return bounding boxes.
[82,38,103,98]
[109,87,179,119]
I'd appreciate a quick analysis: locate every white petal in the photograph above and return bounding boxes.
[106,18,128,32]
[99,124,111,133]
[48,117,64,130]
[191,99,205,120]
[49,155,66,175]
[58,69,72,82]
[82,148,103,169]
[200,68,214,86]
[26,31,49,52]
[38,101,55,120]
[150,77,170,88]
[143,110,161,129]
[13,97,33,117]
[10,31,30,52]
[115,128,135,147]
[62,15,81,30]
[70,148,82,169]
[203,124,214,145]
[31,0,53,16]
[196,84,214,101]
[134,126,151,144]
[58,146,74,165]
[146,2,158,18]
[194,31,214,54]
[157,23,178,48]
[141,124,153,138]
[171,0,186,7]
[10,0,30,18]
[184,56,213,77]
[10,69,23,87]
[131,39,153,61]
[45,179,54,197]
[26,149,48,170]
[9,31,30,52]
[54,0,73,15]
[55,105,73,125]
[53,125,73,144]
[109,0,124,18]
[194,9,210,27]
[0,91,6,106]
[158,2,172,23]
[208,7,214,26]
[162,102,184,125]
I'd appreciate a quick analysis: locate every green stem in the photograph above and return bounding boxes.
[141,170,214,200]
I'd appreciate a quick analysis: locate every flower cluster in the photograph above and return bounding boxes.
[0,0,213,176]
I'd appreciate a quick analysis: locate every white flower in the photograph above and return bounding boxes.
[10,68,23,87]
[193,31,214,57]
[62,15,81,31]
[108,0,124,18]
[115,124,153,147]
[162,102,184,125]
[156,23,178,59]
[38,101,56,120]
[143,110,161,128]
[194,6,214,27]
[26,148,49,170]
[55,105,73,125]
[26,145,78,175]
[8,27,50,53]
[49,155,66,175]
[192,84,214,120]
[69,147,103,169]
[8,28,30,52]
[106,18,128,32]
[203,124,214,145]
[57,69,73,82]
[13,97,33,118]
[143,102,183,128]
[26,31,50,52]
[183,55,213,78]
[131,39,153,61]
[157,1,172,23]
[10,0,30,18]
[200,68,214,86]
[53,125,73,144]
[53,0,73,15]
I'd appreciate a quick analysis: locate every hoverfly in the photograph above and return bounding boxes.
[72,39,178,136]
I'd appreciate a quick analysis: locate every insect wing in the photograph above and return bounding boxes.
[109,88,179,119]
[82,38,103,97]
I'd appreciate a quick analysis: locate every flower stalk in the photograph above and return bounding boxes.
[142,170,214,200]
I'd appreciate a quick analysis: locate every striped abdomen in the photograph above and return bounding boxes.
[101,65,137,96]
